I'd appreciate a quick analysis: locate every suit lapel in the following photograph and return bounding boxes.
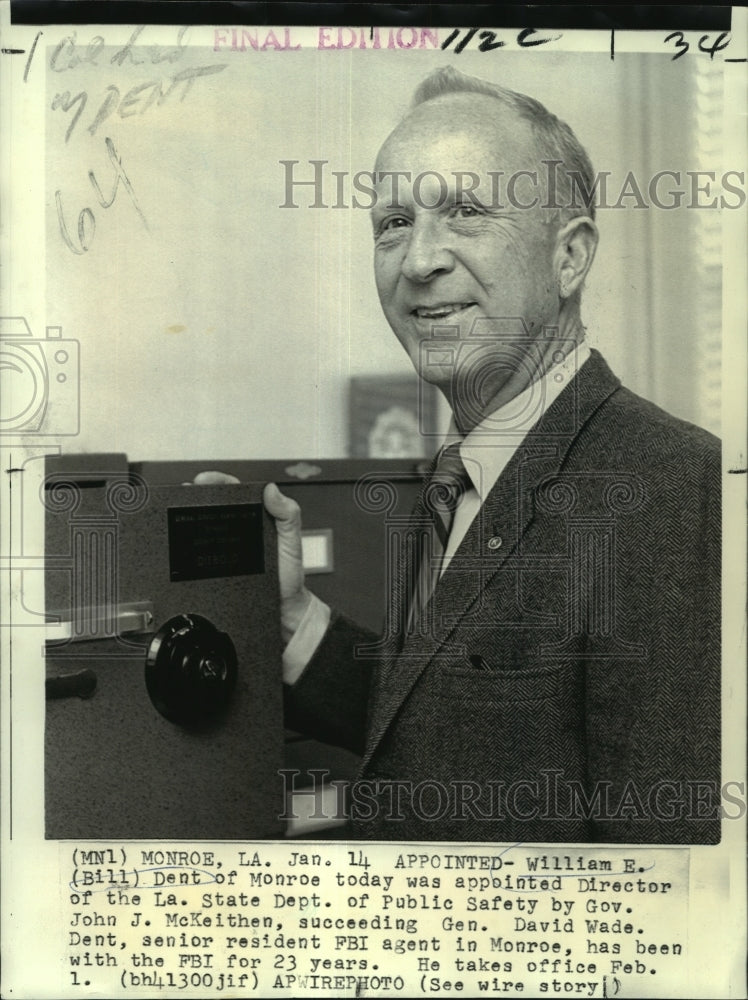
[364,454,438,723]
[361,350,622,771]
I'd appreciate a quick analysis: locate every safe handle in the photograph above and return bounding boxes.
[45,601,154,644]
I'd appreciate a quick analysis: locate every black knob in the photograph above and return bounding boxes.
[145,613,237,727]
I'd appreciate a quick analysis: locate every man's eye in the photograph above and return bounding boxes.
[381,216,411,231]
[453,203,482,218]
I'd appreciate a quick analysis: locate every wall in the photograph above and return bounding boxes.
[43,45,722,461]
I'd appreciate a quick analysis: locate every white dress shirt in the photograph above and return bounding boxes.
[283,341,591,684]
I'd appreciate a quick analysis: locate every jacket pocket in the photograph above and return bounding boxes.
[436,659,573,704]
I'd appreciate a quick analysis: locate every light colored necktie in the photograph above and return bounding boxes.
[407,442,472,634]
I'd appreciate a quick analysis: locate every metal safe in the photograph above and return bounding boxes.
[44,456,284,839]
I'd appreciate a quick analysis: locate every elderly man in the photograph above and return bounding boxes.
[265,67,720,843]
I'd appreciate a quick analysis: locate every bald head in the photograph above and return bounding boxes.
[375,92,541,192]
[375,66,598,224]
[373,91,562,229]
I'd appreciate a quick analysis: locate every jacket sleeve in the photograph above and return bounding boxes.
[584,442,721,843]
[283,611,378,757]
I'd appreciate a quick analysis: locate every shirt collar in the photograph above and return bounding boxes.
[444,341,592,502]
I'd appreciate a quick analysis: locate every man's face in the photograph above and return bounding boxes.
[372,94,562,421]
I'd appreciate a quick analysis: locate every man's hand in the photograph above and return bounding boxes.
[190,472,312,644]
[190,471,240,486]
[262,483,312,643]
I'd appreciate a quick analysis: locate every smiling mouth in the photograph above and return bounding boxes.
[412,303,475,320]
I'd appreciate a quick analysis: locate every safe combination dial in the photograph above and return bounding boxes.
[145,613,237,727]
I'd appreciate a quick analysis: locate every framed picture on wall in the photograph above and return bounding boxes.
[349,375,439,459]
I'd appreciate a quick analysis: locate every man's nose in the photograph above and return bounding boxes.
[400,216,455,283]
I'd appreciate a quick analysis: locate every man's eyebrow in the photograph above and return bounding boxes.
[370,201,410,215]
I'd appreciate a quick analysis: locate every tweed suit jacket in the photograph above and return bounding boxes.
[284,350,721,843]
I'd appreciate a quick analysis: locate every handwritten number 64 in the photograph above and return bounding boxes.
[664,31,731,60]
[55,137,148,255]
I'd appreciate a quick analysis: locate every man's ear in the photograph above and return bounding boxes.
[554,217,598,299]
